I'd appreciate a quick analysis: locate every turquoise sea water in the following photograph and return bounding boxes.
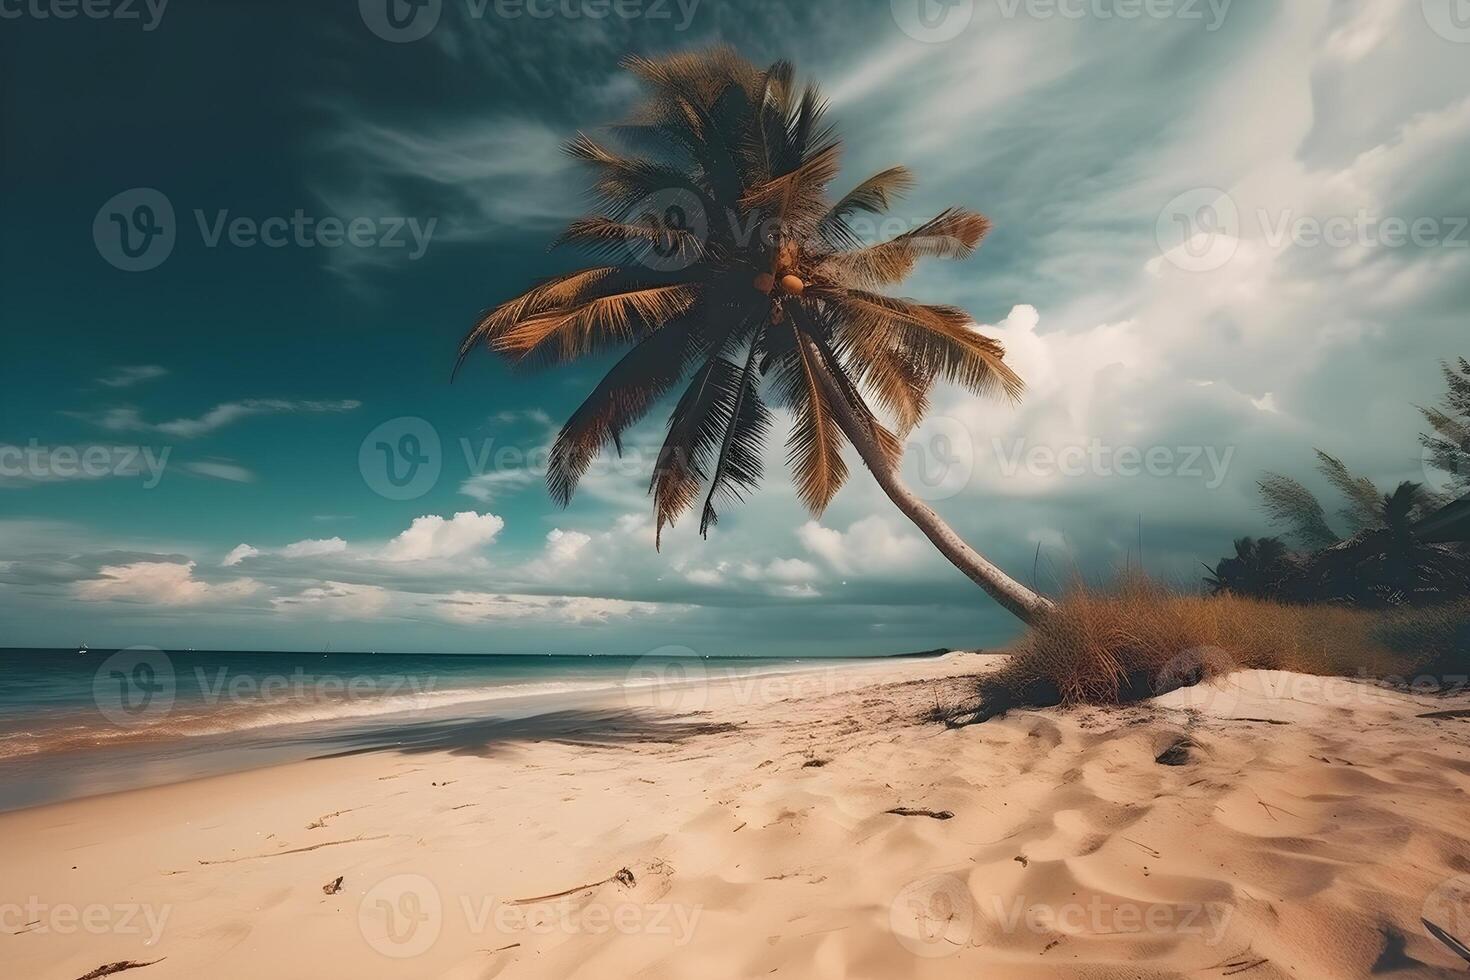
[0,648,898,811]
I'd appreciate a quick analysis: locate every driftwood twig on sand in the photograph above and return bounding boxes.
[74,960,164,980]
[885,807,954,820]
[197,834,388,866]
[509,867,636,905]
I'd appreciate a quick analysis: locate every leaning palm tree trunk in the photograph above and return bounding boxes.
[808,342,1055,625]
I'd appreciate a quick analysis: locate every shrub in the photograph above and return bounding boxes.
[966,575,1469,721]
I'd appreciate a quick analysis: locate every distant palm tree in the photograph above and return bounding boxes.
[1420,357,1470,496]
[457,48,1054,623]
[1204,536,1293,598]
[1257,450,1444,549]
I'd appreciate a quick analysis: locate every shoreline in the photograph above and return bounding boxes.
[0,653,948,813]
[3,654,1469,978]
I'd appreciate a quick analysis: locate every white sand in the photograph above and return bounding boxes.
[4,655,1470,979]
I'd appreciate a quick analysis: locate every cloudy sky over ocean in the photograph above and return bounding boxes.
[2,0,1467,654]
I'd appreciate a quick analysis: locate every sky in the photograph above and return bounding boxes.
[1,0,1467,656]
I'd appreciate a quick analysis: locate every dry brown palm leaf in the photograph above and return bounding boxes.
[495,283,700,364]
[820,208,991,287]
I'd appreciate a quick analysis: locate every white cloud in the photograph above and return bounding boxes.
[75,561,260,606]
[435,591,664,625]
[543,528,591,564]
[380,511,505,562]
[282,537,349,559]
[798,516,926,577]
[222,544,259,567]
[184,460,256,483]
[271,582,389,620]
[459,468,538,503]
[96,365,168,389]
[79,399,361,438]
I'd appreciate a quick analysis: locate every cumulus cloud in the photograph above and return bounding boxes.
[281,537,350,559]
[380,512,505,562]
[543,528,591,564]
[75,561,260,606]
[798,516,927,577]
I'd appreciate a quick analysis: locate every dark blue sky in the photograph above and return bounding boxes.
[3,0,1467,654]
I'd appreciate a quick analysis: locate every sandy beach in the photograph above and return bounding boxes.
[3,654,1470,979]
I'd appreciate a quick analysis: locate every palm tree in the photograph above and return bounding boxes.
[1420,357,1470,496]
[1203,536,1293,599]
[456,48,1054,624]
[1258,450,1444,548]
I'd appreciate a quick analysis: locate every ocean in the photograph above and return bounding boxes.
[0,648,887,811]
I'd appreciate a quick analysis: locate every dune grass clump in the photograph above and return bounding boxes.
[965,575,1469,721]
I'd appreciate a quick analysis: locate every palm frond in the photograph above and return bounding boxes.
[740,142,842,242]
[496,283,701,365]
[1258,473,1341,549]
[456,267,618,375]
[564,133,708,214]
[1314,450,1384,532]
[546,314,706,506]
[818,167,916,251]
[818,208,991,287]
[821,288,1022,400]
[553,216,706,266]
[857,344,933,435]
[621,46,761,109]
[700,335,773,537]
[773,319,849,515]
[650,353,754,547]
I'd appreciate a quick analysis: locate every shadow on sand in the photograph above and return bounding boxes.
[309,708,742,761]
